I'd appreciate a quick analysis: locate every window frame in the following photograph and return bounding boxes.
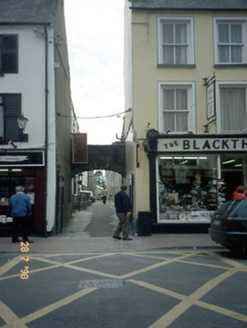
[0,34,18,74]
[214,17,247,66]
[216,82,247,134]
[158,82,196,134]
[157,17,195,66]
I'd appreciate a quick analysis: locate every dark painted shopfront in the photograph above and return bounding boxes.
[146,130,247,225]
[0,150,45,233]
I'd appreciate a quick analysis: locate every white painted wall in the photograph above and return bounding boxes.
[0,26,46,148]
[0,25,57,232]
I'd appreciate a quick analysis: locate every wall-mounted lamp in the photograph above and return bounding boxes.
[17,114,29,131]
[8,140,17,149]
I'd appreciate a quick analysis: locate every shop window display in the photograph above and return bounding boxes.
[158,156,218,223]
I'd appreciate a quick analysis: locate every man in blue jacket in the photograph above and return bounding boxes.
[112,184,132,240]
[9,186,33,243]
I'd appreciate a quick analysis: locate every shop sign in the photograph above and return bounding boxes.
[72,133,88,164]
[0,155,28,162]
[0,152,44,166]
[207,79,216,119]
[158,137,247,153]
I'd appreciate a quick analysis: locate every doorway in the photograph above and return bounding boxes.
[221,171,243,200]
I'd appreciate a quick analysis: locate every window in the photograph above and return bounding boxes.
[214,18,247,65]
[0,34,18,74]
[158,155,218,223]
[0,96,3,138]
[158,82,195,133]
[0,94,21,141]
[218,84,247,133]
[158,17,194,65]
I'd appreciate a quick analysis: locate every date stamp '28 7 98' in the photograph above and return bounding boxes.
[20,242,30,280]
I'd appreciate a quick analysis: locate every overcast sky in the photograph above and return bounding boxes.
[64,0,125,145]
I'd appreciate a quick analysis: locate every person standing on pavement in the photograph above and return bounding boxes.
[112,184,132,240]
[102,187,108,204]
[9,186,33,243]
[232,185,246,199]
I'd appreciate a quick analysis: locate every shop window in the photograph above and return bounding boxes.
[0,34,18,74]
[158,82,196,133]
[0,94,21,141]
[218,84,247,133]
[0,170,35,216]
[158,155,218,223]
[157,17,194,66]
[214,18,247,65]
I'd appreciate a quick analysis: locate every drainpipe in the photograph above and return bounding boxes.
[43,25,49,238]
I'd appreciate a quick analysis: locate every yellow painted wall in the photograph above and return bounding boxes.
[124,7,247,218]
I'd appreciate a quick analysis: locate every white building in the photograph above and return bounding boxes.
[0,0,75,235]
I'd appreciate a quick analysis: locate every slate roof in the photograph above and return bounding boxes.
[0,0,59,24]
[130,0,247,10]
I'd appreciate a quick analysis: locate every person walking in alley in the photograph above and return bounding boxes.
[112,184,132,240]
[9,186,33,243]
[102,187,108,204]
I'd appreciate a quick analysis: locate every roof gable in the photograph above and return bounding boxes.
[0,0,59,24]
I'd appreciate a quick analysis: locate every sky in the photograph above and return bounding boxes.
[64,0,125,145]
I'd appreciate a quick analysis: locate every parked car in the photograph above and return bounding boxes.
[208,199,247,253]
[80,191,96,203]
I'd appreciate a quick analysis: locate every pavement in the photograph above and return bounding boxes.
[0,201,222,254]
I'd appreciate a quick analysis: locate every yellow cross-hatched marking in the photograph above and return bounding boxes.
[128,280,186,301]
[0,250,246,328]
[1,288,97,328]
[66,252,117,265]
[30,252,111,258]
[0,264,60,281]
[196,300,247,323]
[126,251,233,270]
[121,252,185,261]
[120,252,196,279]
[208,251,247,271]
[178,259,234,270]
[130,267,247,328]
[0,257,21,277]
[0,300,28,328]
[26,256,121,279]
[28,251,195,281]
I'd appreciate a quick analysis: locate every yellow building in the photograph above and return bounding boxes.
[123,0,247,232]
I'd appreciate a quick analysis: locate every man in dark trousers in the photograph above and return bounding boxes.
[9,185,33,243]
[112,184,132,240]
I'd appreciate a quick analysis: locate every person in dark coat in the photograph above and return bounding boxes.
[9,186,33,243]
[112,184,132,240]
